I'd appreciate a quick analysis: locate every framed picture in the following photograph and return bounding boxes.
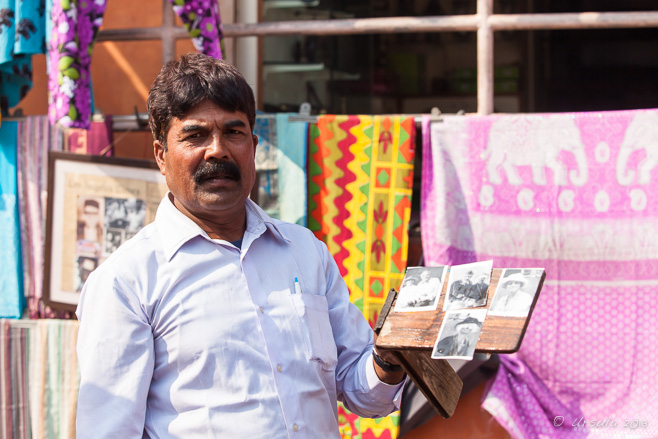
[44,152,168,312]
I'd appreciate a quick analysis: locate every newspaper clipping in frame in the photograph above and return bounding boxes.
[62,173,168,293]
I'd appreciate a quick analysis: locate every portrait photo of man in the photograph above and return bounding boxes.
[76,197,104,246]
[431,309,487,360]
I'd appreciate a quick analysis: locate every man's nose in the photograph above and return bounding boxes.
[204,134,229,161]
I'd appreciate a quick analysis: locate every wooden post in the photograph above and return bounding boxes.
[477,0,494,115]
[161,0,176,64]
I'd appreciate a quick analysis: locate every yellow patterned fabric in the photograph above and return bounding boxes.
[308,115,416,439]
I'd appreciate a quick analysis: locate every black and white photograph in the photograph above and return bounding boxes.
[431,309,488,360]
[488,268,544,317]
[104,197,147,233]
[74,256,98,293]
[104,229,125,255]
[394,266,446,312]
[443,260,494,311]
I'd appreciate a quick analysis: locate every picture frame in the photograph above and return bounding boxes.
[44,151,168,312]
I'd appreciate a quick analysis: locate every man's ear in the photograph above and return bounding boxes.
[154,140,166,176]
[252,134,259,155]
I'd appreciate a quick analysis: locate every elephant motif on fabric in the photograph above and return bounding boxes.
[483,115,588,186]
[616,111,658,186]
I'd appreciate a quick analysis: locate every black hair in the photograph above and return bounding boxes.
[147,52,256,148]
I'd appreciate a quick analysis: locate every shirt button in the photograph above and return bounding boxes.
[259,306,264,314]
[293,424,299,432]
[276,364,282,373]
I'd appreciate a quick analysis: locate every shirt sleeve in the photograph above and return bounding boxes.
[316,239,406,418]
[75,265,154,438]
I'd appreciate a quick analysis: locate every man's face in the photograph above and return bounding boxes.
[506,281,523,292]
[82,205,100,225]
[420,270,430,281]
[154,100,258,219]
[457,322,480,335]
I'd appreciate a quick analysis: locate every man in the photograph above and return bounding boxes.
[463,273,489,308]
[446,269,474,309]
[77,198,103,244]
[408,268,441,307]
[489,272,533,316]
[75,53,406,438]
[433,316,482,357]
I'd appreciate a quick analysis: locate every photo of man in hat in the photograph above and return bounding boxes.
[489,269,539,317]
[432,309,487,359]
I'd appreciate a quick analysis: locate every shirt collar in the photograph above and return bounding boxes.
[155,194,291,261]
[244,198,292,244]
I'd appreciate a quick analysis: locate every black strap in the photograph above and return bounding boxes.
[372,349,403,373]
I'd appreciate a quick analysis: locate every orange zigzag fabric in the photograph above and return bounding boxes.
[308,114,416,439]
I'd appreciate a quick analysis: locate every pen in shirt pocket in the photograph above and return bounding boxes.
[294,277,302,295]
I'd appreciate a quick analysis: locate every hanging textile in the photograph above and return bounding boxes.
[64,116,113,155]
[0,121,24,318]
[254,113,279,218]
[0,320,31,439]
[309,115,416,439]
[421,110,658,438]
[168,0,223,59]
[28,319,79,439]
[16,116,68,319]
[276,113,307,226]
[48,0,107,129]
[0,0,47,115]
[252,113,308,224]
[0,319,79,439]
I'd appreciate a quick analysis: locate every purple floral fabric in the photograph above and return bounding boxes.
[48,0,106,129]
[168,0,223,59]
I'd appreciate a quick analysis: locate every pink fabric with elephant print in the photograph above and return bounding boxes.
[421,109,658,438]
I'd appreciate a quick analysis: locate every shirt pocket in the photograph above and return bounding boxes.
[290,294,338,370]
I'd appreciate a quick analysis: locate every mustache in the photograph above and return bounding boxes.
[194,160,241,183]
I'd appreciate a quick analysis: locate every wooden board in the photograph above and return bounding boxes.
[374,267,546,418]
[376,268,546,353]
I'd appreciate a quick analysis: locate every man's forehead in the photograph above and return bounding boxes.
[179,100,247,121]
[175,113,249,127]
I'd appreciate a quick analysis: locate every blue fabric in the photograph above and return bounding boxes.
[276,113,308,226]
[0,121,24,318]
[253,113,279,218]
[0,0,47,114]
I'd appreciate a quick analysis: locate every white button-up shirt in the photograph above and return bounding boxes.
[76,195,404,439]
